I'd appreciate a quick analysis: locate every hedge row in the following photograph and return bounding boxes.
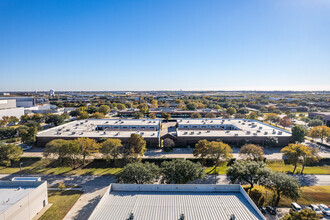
[0,127,17,140]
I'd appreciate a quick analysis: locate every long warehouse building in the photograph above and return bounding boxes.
[89,184,265,220]
[36,119,161,147]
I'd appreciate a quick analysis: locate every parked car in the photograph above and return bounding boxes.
[319,204,330,216]
[301,205,311,210]
[21,145,32,151]
[291,202,302,212]
[266,206,277,215]
[259,206,266,214]
[310,204,323,215]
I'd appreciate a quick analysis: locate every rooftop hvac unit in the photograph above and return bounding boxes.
[85,120,88,122]
[259,127,263,129]
[179,214,185,220]
[278,131,282,135]
[246,131,251,134]
[128,213,134,220]
[235,134,238,136]
[238,121,241,123]
[206,130,210,133]
[242,123,246,125]
[140,132,144,135]
[183,132,188,135]
[72,132,75,135]
[210,120,213,123]
[190,131,194,135]
[103,132,106,134]
[198,131,201,134]
[264,132,268,135]
[76,124,79,126]
[80,132,83,135]
[253,133,257,135]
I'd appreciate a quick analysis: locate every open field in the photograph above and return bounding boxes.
[39,190,83,220]
[267,161,330,174]
[245,185,330,208]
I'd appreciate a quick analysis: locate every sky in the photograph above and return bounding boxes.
[0,0,330,91]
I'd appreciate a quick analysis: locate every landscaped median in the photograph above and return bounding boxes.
[243,185,330,208]
[0,157,329,176]
[39,190,83,220]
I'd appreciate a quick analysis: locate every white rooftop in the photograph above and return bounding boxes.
[0,181,42,214]
[89,184,265,220]
[37,119,161,139]
[177,119,291,137]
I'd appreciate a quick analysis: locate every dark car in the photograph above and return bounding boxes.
[266,206,277,215]
[259,206,267,214]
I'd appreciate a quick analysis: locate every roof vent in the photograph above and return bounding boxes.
[179,214,185,220]
[127,213,134,220]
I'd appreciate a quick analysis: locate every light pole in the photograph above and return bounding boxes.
[20,162,23,177]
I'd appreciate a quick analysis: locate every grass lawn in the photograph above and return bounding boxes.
[205,163,228,175]
[267,161,330,175]
[39,190,83,220]
[0,158,122,176]
[245,185,330,207]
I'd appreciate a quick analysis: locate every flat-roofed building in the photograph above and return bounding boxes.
[0,178,48,220]
[89,184,265,220]
[309,112,330,127]
[0,99,25,119]
[176,118,292,146]
[36,119,161,147]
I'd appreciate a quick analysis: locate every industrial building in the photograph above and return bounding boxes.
[0,97,35,108]
[89,184,265,220]
[309,112,330,127]
[0,178,48,220]
[0,99,25,119]
[36,119,161,147]
[175,119,292,146]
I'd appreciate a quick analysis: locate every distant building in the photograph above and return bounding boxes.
[0,178,48,220]
[175,118,292,146]
[36,119,161,147]
[0,97,35,108]
[308,112,330,127]
[49,89,55,97]
[89,184,265,220]
[0,99,25,119]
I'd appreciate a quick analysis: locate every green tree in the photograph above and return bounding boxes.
[18,125,37,144]
[239,144,264,161]
[149,112,156,119]
[281,143,305,173]
[227,160,271,192]
[101,138,123,162]
[44,139,81,167]
[151,99,158,108]
[186,102,197,110]
[91,112,105,119]
[9,116,19,125]
[98,105,111,115]
[74,137,100,165]
[193,140,232,173]
[264,113,280,124]
[138,103,149,114]
[45,114,64,126]
[226,107,236,115]
[0,144,23,166]
[116,103,126,110]
[162,112,171,121]
[281,209,323,220]
[213,105,221,110]
[205,112,216,118]
[160,159,205,184]
[20,114,30,123]
[125,133,147,159]
[116,162,160,184]
[191,112,202,118]
[308,119,324,127]
[309,125,330,143]
[291,125,308,143]
[133,112,144,119]
[78,111,89,119]
[261,172,300,207]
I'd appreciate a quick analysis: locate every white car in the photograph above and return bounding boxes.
[21,145,32,151]
[319,204,330,216]
[310,204,323,215]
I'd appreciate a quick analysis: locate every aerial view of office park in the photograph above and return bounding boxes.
[1,0,330,219]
